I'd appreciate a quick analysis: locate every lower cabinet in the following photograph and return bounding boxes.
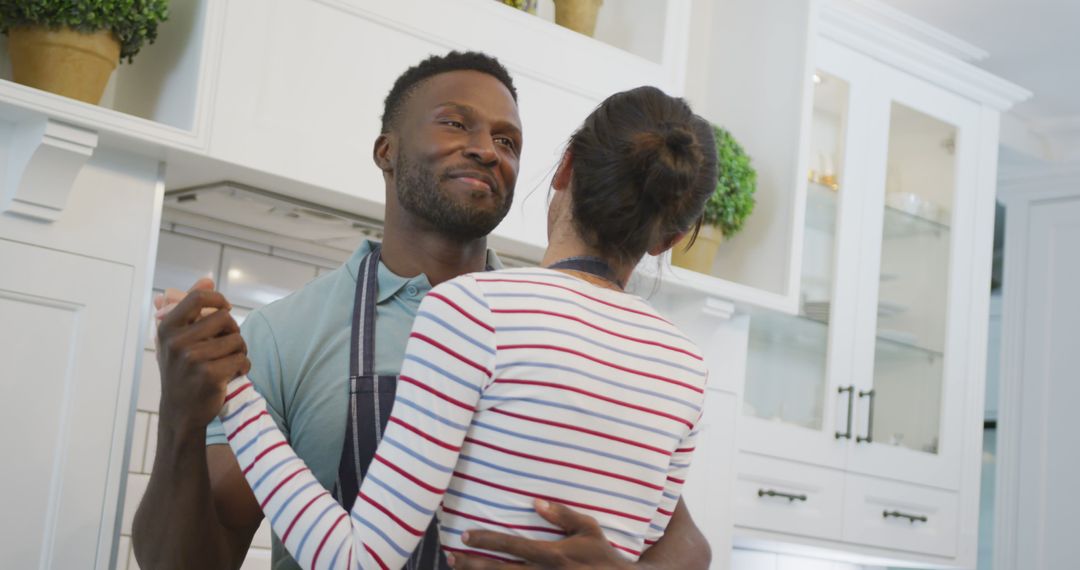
[732,451,962,564]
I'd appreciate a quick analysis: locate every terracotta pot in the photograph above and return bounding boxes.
[670,224,724,273]
[553,0,604,37]
[7,27,121,104]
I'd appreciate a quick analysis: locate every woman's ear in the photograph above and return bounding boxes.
[648,229,689,256]
[552,150,574,192]
[373,134,394,172]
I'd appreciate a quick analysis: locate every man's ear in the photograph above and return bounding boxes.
[552,150,573,192]
[373,134,394,172]
[648,229,690,256]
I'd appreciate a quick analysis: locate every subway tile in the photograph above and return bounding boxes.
[137,349,161,413]
[239,547,273,570]
[143,413,159,473]
[128,412,149,475]
[153,232,220,292]
[121,473,150,536]
[116,535,131,570]
[252,518,273,549]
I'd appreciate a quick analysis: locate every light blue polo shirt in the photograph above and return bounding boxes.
[205,240,501,570]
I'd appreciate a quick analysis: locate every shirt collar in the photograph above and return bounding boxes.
[345,239,503,303]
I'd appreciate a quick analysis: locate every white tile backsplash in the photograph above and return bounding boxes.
[143,413,159,473]
[137,349,161,413]
[129,412,149,475]
[153,232,220,292]
[252,518,273,549]
[122,473,150,536]
[117,535,131,570]
[220,247,317,309]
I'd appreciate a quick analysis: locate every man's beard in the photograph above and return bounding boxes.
[394,152,512,241]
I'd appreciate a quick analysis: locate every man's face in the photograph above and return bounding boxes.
[391,70,522,240]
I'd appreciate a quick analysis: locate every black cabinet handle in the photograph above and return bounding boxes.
[857,389,876,443]
[836,386,855,440]
[758,489,808,502]
[883,510,928,524]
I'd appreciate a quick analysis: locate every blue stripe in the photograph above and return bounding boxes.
[669,461,691,469]
[415,309,495,355]
[235,427,277,457]
[270,480,320,528]
[395,395,469,431]
[352,513,412,558]
[447,280,490,312]
[295,503,336,560]
[472,420,666,474]
[459,454,655,507]
[252,457,297,492]
[403,354,483,394]
[445,487,535,512]
[439,525,465,536]
[224,399,257,422]
[663,491,678,500]
[485,291,687,341]
[368,472,435,517]
[499,325,704,377]
[650,523,665,532]
[481,394,681,442]
[492,361,701,412]
[384,434,453,473]
[328,535,348,570]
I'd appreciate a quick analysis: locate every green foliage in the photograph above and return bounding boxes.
[498,0,538,13]
[0,0,169,63]
[704,125,757,237]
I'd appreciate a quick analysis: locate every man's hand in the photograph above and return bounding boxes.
[155,277,250,435]
[447,499,633,570]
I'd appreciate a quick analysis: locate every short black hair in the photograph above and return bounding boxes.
[381,51,518,133]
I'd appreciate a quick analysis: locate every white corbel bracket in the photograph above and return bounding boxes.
[2,119,98,222]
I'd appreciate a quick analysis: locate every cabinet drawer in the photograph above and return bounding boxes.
[733,453,844,541]
[842,473,958,557]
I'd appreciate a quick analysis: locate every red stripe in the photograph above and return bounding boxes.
[464,436,663,491]
[454,471,651,523]
[281,491,329,544]
[657,507,674,516]
[227,410,268,441]
[497,344,704,394]
[242,441,287,476]
[441,506,565,535]
[399,374,476,411]
[491,308,701,360]
[260,466,306,510]
[373,454,444,495]
[360,491,424,536]
[428,291,494,332]
[490,408,672,456]
[644,539,657,545]
[410,331,491,376]
[675,446,696,453]
[610,541,642,556]
[311,513,346,570]
[475,277,669,323]
[667,475,685,484]
[225,382,252,403]
[364,544,389,570]
[389,416,460,451]
[442,545,520,563]
[495,378,694,428]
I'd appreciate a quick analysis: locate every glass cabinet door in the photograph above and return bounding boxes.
[865,102,954,455]
[739,70,858,466]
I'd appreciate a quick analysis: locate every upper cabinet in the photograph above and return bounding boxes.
[731,2,1029,567]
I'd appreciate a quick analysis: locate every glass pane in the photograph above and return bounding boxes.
[743,71,849,430]
[869,102,954,454]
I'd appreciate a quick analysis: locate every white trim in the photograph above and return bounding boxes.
[819,3,1031,111]
[832,0,989,62]
[1,119,98,222]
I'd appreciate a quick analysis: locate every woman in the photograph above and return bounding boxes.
[218,85,718,569]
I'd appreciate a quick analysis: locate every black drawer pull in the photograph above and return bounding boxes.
[883,510,928,524]
[758,489,807,502]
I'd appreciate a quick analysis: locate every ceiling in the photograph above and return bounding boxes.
[878,0,1080,162]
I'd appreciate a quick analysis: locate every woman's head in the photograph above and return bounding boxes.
[555,86,717,267]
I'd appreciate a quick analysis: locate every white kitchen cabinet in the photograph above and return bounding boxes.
[731,2,1028,567]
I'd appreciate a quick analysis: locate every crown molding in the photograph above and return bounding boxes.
[832,0,989,62]
[819,1,1031,111]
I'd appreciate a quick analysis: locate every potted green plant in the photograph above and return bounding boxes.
[553,0,604,36]
[671,124,757,272]
[0,0,169,104]
[498,0,538,14]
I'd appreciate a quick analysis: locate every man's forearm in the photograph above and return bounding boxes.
[638,498,711,570]
[131,425,238,570]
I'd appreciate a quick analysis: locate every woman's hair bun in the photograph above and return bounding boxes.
[628,125,704,205]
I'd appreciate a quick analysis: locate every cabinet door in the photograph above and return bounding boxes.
[0,239,133,569]
[738,47,872,469]
[844,51,982,491]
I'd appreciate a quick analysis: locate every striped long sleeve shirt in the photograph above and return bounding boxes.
[218,267,708,569]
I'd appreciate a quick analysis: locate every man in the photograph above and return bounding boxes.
[132,51,710,570]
